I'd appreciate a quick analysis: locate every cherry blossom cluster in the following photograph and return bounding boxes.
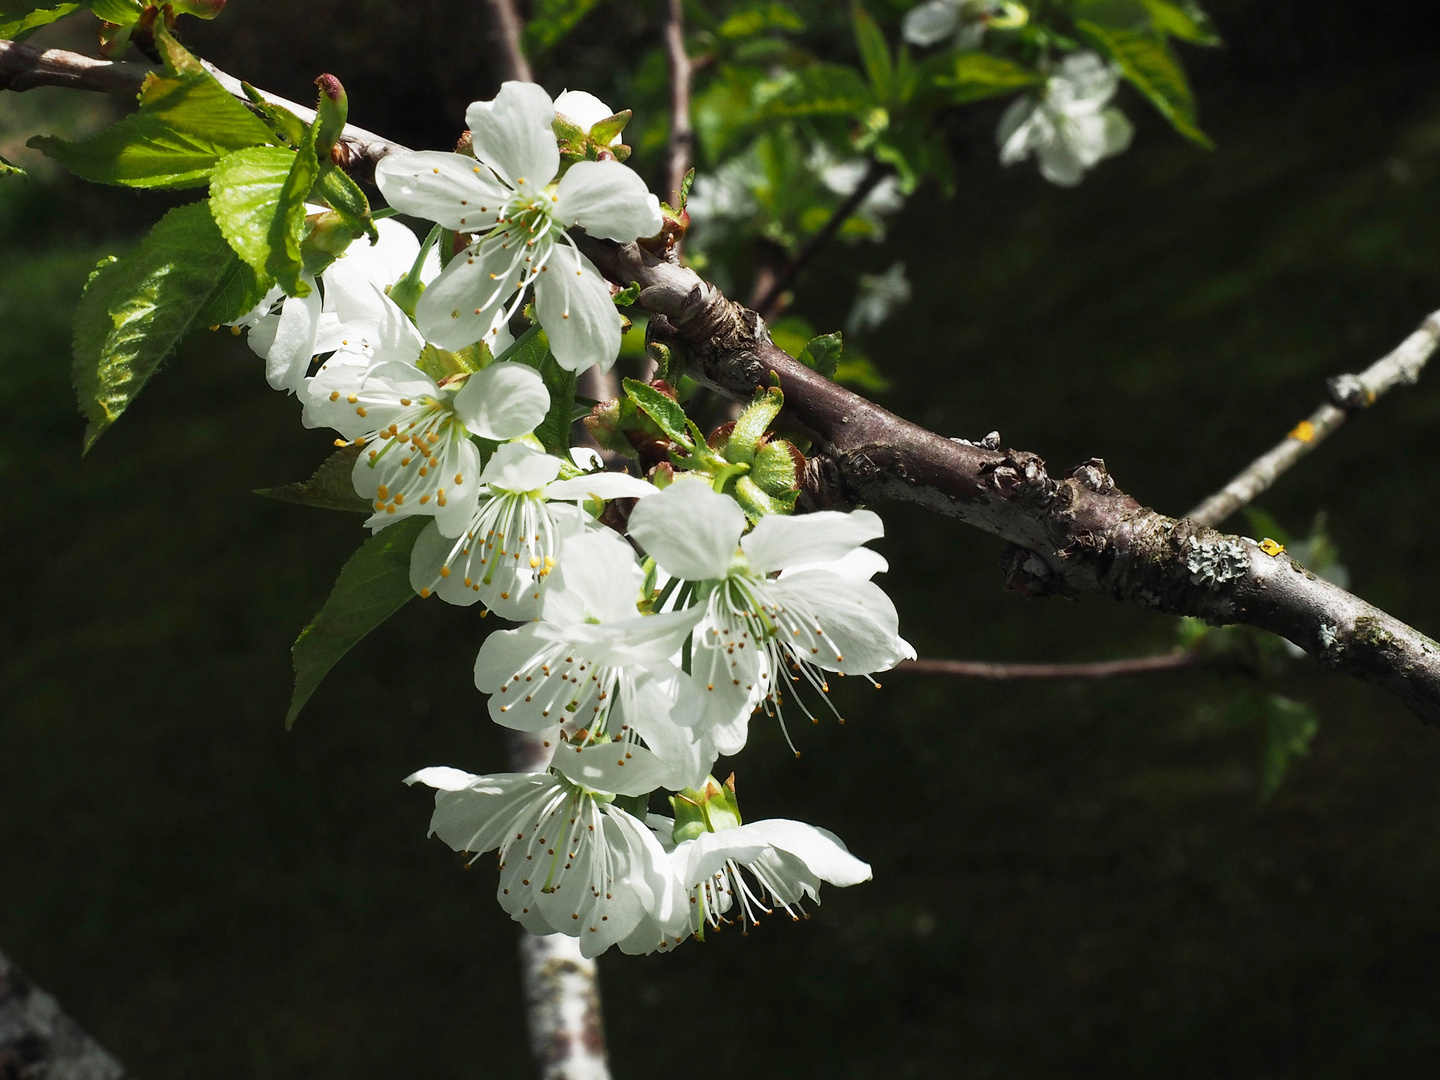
[232,81,914,956]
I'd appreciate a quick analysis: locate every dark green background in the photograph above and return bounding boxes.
[5,1,1440,1076]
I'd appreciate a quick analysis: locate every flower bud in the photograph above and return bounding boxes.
[669,775,742,843]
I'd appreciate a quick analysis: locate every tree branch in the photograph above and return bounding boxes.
[506,732,612,1080]
[752,157,891,319]
[0,948,128,1079]
[661,0,693,210]
[481,0,534,83]
[577,234,1440,725]
[0,40,409,181]
[895,652,1207,680]
[1188,310,1440,527]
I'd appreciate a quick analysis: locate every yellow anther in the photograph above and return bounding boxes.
[440,566,451,578]
[1289,420,1316,442]
[419,587,431,598]
[329,391,340,402]
[347,393,358,404]
[1259,537,1286,557]
[356,406,367,417]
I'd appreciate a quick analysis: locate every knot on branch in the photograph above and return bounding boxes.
[1327,372,1377,411]
[980,451,1055,508]
[1000,544,1057,596]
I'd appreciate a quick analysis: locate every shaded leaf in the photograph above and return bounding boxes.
[256,444,369,513]
[852,2,892,101]
[286,517,427,728]
[508,328,578,457]
[926,52,1043,103]
[1259,694,1319,801]
[1076,20,1212,147]
[72,201,256,449]
[623,378,691,447]
[752,64,875,121]
[797,331,843,378]
[1139,0,1220,44]
[0,2,80,39]
[522,0,599,53]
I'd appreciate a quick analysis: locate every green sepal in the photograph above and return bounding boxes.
[734,475,795,520]
[588,110,631,147]
[268,121,321,295]
[623,378,693,449]
[241,83,309,147]
[313,164,377,242]
[299,210,361,276]
[312,74,348,156]
[72,200,264,450]
[726,386,785,465]
[417,341,490,381]
[752,438,799,495]
[669,775,742,844]
[285,517,428,729]
[255,443,370,513]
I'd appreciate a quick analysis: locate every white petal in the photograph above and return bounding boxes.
[544,472,657,502]
[404,765,478,791]
[465,82,560,189]
[626,480,744,582]
[550,739,672,797]
[414,238,517,351]
[617,669,715,790]
[409,520,483,606]
[533,246,621,373]
[453,361,550,440]
[768,570,915,674]
[554,160,663,242]
[375,150,509,232]
[553,89,617,138]
[481,440,565,492]
[902,0,960,45]
[1037,139,1087,186]
[331,282,426,367]
[780,546,889,582]
[263,273,322,393]
[570,447,604,471]
[1101,108,1134,157]
[540,529,644,626]
[996,95,1041,162]
[740,508,884,576]
[735,819,872,886]
[425,771,557,853]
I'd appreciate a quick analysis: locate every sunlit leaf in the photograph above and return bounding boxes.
[1076,20,1212,147]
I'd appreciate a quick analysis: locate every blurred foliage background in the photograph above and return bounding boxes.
[5,0,1440,1075]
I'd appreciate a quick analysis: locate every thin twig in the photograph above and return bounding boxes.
[1188,309,1440,527]
[752,157,891,319]
[0,40,410,180]
[481,0,534,83]
[894,651,1206,680]
[662,0,693,210]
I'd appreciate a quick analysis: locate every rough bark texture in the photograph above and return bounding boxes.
[577,234,1440,724]
[0,950,127,1080]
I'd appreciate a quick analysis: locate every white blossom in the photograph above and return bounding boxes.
[626,481,914,756]
[304,359,549,536]
[409,440,657,619]
[996,51,1133,187]
[903,0,1019,50]
[407,761,683,957]
[374,82,662,372]
[847,260,912,334]
[473,529,714,790]
[668,817,872,934]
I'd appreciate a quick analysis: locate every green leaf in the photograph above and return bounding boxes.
[522,0,599,53]
[797,331,843,378]
[507,329,578,457]
[240,83,310,147]
[717,2,803,38]
[833,353,891,391]
[752,64,876,121]
[29,64,276,187]
[72,201,253,449]
[613,281,641,307]
[0,153,26,179]
[0,2,80,39]
[87,0,142,22]
[1076,20,1212,147]
[208,140,316,296]
[925,52,1043,103]
[1258,694,1319,801]
[269,124,321,295]
[851,2,892,102]
[255,444,370,513]
[623,378,692,448]
[1138,0,1219,44]
[286,517,427,728]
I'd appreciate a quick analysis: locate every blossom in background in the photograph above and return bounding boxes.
[625,481,914,755]
[407,763,682,957]
[847,261,912,335]
[374,82,662,371]
[668,817,872,933]
[303,359,549,536]
[903,0,1026,50]
[473,529,714,790]
[996,51,1133,187]
[409,440,656,619]
[552,89,622,145]
[231,217,432,394]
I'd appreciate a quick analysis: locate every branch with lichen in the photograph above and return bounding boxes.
[7,41,1440,724]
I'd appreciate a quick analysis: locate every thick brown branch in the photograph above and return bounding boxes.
[1188,310,1440,526]
[662,0,693,209]
[481,0,534,83]
[0,40,408,181]
[752,157,891,319]
[895,652,1207,680]
[577,234,1440,725]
